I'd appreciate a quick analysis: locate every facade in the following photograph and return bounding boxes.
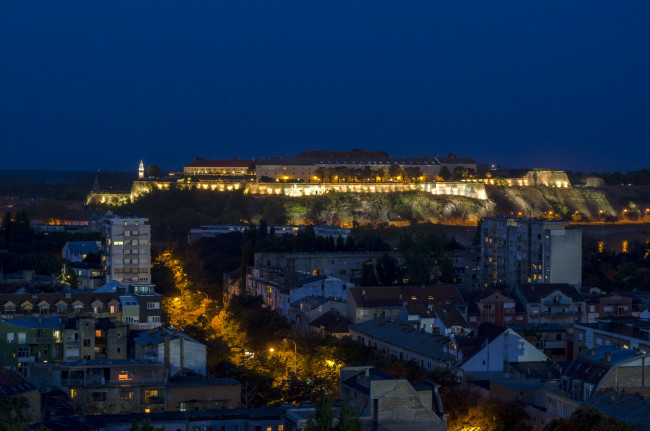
[68,262,104,290]
[515,283,586,324]
[188,224,351,244]
[254,251,402,284]
[101,215,151,284]
[463,290,527,328]
[183,159,253,176]
[133,328,207,377]
[510,323,572,362]
[480,217,582,287]
[339,366,447,431]
[574,318,650,352]
[584,294,635,323]
[448,323,549,381]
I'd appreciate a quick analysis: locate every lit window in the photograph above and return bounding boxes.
[118,372,129,381]
[71,388,77,399]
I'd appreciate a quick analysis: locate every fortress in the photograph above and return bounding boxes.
[86,151,571,205]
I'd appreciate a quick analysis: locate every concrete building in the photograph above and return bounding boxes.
[545,346,650,420]
[101,215,151,284]
[480,217,582,287]
[339,366,447,431]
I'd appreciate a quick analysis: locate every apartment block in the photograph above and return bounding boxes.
[101,215,151,284]
[480,217,581,287]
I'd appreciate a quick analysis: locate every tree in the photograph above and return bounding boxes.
[306,396,335,431]
[146,164,161,178]
[0,395,28,431]
[247,162,256,175]
[1,212,12,239]
[388,164,403,181]
[545,406,635,431]
[404,167,422,183]
[131,419,164,431]
[376,253,399,286]
[360,259,379,286]
[439,166,452,181]
[337,403,363,431]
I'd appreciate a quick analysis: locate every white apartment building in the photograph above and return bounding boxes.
[101,216,151,284]
[480,217,581,288]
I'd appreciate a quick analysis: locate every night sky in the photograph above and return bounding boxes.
[1,1,649,173]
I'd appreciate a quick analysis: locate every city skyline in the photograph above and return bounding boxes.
[1,1,649,173]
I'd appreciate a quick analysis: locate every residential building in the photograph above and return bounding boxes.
[584,294,635,323]
[510,323,573,362]
[398,303,469,336]
[584,392,650,431]
[289,295,347,336]
[480,217,582,287]
[166,375,241,412]
[62,241,101,263]
[463,290,527,327]
[247,268,350,317]
[0,368,41,425]
[68,262,104,290]
[574,317,650,352]
[347,285,466,324]
[339,366,447,431]
[30,359,168,414]
[545,346,650,420]
[448,246,481,290]
[348,318,453,370]
[448,322,549,381]
[308,310,351,338]
[254,251,403,284]
[133,327,207,377]
[101,215,151,284]
[0,317,64,374]
[515,283,586,324]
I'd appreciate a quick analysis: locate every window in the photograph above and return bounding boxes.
[95,329,102,337]
[71,388,77,399]
[92,392,107,401]
[147,302,161,309]
[7,333,14,343]
[83,339,91,347]
[120,390,134,400]
[118,371,130,381]
[148,316,161,323]
[18,333,26,344]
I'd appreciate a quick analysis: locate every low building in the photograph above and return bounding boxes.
[347,285,466,324]
[448,322,549,381]
[398,303,469,336]
[255,251,403,284]
[463,290,527,327]
[515,283,586,324]
[308,310,351,338]
[339,366,447,431]
[68,262,104,290]
[545,346,650,420]
[188,224,351,244]
[0,317,64,375]
[510,323,573,362]
[289,295,347,336]
[574,317,650,352]
[585,392,650,431]
[183,159,253,176]
[166,375,241,411]
[584,294,635,323]
[62,241,101,263]
[133,327,207,377]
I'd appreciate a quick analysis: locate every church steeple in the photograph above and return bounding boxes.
[138,160,145,179]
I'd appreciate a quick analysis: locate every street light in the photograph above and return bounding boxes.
[284,338,297,373]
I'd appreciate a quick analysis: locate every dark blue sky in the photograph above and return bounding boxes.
[1,1,649,173]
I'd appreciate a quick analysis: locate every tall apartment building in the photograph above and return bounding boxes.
[480,217,581,288]
[101,216,151,284]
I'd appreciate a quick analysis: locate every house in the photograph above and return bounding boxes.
[510,323,573,362]
[0,317,65,374]
[398,303,469,336]
[62,241,101,263]
[583,294,635,323]
[68,262,104,290]
[349,318,453,370]
[0,368,41,425]
[448,322,549,381]
[133,327,207,377]
[166,375,241,411]
[308,310,351,338]
[462,289,527,327]
[289,295,347,336]
[339,366,447,431]
[515,283,586,324]
[545,345,650,420]
[347,284,466,324]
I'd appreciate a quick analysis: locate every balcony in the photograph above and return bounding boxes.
[28,337,57,344]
